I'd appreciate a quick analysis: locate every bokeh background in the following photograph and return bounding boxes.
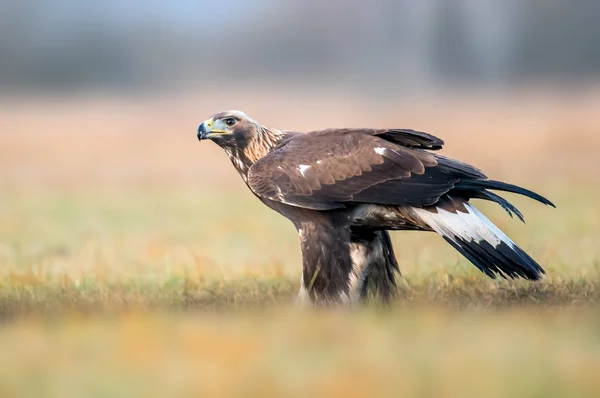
[1,1,600,397]
[3,0,600,91]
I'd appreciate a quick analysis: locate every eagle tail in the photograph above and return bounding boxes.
[456,179,556,208]
[415,202,545,280]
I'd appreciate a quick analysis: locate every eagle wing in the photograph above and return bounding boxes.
[247,129,484,211]
[313,128,445,150]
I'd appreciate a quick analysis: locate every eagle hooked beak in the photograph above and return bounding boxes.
[198,118,229,141]
[197,118,212,141]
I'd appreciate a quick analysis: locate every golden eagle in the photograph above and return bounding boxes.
[198,110,554,306]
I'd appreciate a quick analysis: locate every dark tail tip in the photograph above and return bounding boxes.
[458,180,556,208]
[443,236,546,281]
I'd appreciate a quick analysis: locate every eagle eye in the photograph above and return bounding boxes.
[224,118,237,127]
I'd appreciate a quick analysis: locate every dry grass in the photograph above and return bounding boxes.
[1,87,600,397]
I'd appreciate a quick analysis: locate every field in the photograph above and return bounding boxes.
[1,87,600,397]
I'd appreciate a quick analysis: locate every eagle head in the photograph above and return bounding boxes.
[197,110,289,168]
[197,110,261,148]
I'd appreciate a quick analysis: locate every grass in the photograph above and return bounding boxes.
[1,90,600,397]
[2,309,600,398]
[1,184,598,316]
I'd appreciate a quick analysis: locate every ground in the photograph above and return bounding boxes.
[0,88,599,397]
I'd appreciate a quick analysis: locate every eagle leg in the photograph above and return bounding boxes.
[295,220,401,307]
[349,229,400,304]
[297,221,354,306]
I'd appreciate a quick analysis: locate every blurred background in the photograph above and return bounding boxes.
[2,0,600,92]
[1,0,599,192]
[1,1,600,397]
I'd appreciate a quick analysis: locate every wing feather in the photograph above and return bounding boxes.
[376,129,444,150]
[306,128,444,150]
[247,129,457,210]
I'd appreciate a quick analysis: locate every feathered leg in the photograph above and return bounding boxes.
[297,221,354,306]
[348,229,400,304]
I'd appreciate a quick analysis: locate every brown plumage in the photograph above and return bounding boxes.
[197,110,555,307]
